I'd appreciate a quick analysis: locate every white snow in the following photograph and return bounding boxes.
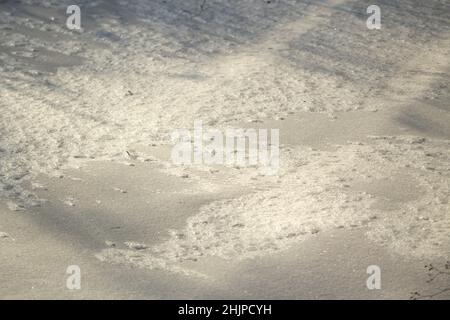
[1,0,449,276]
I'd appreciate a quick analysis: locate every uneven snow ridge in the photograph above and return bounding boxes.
[1,0,449,204]
[98,136,450,275]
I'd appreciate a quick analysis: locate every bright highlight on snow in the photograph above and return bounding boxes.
[0,0,449,300]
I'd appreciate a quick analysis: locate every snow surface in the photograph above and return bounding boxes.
[1,0,450,276]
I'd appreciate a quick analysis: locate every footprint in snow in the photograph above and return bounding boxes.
[113,187,127,193]
[6,202,25,212]
[0,232,10,239]
[124,242,148,250]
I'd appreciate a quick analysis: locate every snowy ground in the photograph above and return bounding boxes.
[1,0,450,299]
